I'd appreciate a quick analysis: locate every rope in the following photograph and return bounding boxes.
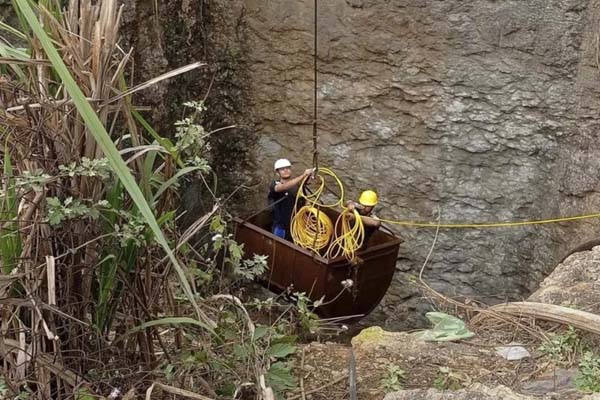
[291,205,333,250]
[291,168,365,260]
[377,213,600,229]
[325,208,365,260]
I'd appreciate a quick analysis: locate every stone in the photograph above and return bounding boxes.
[520,368,578,397]
[384,383,600,400]
[528,245,600,313]
[383,384,535,400]
[240,0,600,329]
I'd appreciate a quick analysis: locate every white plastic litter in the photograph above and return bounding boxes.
[495,343,531,361]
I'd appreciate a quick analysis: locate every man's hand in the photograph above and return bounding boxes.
[346,200,356,211]
[303,168,315,179]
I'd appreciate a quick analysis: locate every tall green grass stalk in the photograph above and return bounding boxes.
[0,148,22,274]
[14,0,215,330]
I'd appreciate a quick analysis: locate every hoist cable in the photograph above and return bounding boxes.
[312,0,319,170]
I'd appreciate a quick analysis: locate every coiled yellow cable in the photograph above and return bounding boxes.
[291,167,365,260]
[325,208,365,260]
[291,206,333,251]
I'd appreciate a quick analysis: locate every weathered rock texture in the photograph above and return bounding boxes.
[528,245,600,313]
[291,248,600,398]
[119,0,256,226]
[351,255,600,399]
[120,0,600,328]
[383,385,600,400]
[240,0,600,328]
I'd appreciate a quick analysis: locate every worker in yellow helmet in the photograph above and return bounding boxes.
[346,190,382,249]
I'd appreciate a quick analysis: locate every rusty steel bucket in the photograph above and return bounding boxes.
[234,209,401,320]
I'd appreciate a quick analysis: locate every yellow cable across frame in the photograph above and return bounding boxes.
[289,167,600,261]
[377,213,600,229]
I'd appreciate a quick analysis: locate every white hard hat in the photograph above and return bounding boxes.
[274,158,292,171]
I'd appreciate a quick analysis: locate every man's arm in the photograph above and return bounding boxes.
[360,215,381,228]
[274,168,314,192]
[346,201,381,228]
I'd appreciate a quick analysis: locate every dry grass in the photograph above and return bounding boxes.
[0,0,216,398]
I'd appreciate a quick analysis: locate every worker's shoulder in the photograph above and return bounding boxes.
[269,180,284,195]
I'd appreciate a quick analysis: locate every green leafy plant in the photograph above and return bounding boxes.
[0,151,22,274]
[538,326,587,364]
[13,0,213,330]
[381,365,406,392]
[0,377,8,397]
[293,292,323,334]
[234,254,268,280]
[1,1,303,399]
[165,305,298,399]
[58,157,111,179]
[575,352,600,393]
[174,101,212,169]
[15,169,52,191]
[433,366,469,391]
[266,361,297,396]
[46,197,99,225]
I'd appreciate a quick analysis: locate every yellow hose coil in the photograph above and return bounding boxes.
[325,208,365,260]
[291,167,364,260]
[291,206,333,251]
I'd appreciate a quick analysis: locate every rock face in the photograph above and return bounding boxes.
[528,245,600,313]
[383,385,600,400]
[240,0,600,329]
[352,256,600,400]
[121,0,600,328]
[119,0,257,226]
[383,385,541,400]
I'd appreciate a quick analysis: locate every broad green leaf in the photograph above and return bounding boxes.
[74,388,95,400]
[233,344,250,359]
[271,334,297,344]
[228,241,244,263]
[210,214,225,234]
[252,325,270,342]
[267,343,297,359]
[266,361,297,394]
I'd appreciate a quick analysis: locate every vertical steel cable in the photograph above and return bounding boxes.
[312,0,319,171]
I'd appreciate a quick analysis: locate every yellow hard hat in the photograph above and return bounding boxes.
[358,190,378,207]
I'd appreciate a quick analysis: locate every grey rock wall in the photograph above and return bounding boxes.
[242,0,600,329]
[120,0,256,226]
[120,0,600,329]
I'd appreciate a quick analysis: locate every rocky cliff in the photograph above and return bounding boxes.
[122,0,600,328]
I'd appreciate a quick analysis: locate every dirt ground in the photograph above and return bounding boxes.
[285,318,590,400]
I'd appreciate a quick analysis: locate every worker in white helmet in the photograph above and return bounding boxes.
[268,159,315,239]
